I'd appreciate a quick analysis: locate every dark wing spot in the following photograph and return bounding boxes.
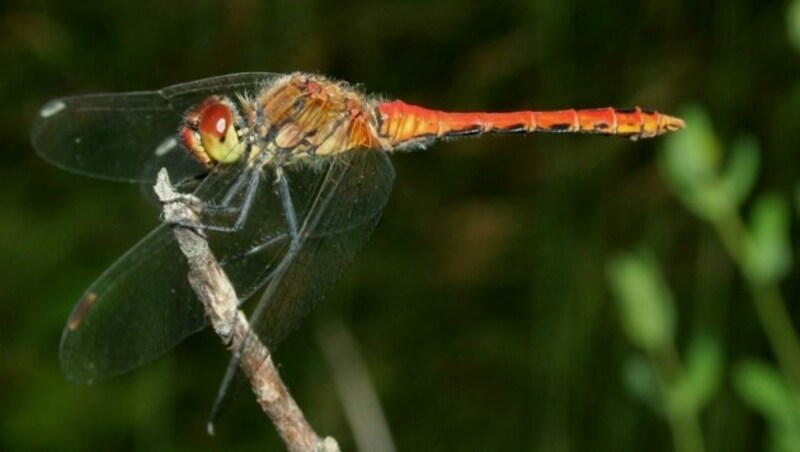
[68,292,97,331]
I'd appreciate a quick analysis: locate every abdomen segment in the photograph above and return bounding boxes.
[374,100,685,149]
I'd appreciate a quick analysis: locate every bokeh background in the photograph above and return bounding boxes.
[3,0,800,451]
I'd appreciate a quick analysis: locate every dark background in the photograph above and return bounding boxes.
[3,0,800,451]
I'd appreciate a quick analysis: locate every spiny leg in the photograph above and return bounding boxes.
[212,165,301,264]
[226,169,262,232]
[275,165,300,248]
[220,166,253,206]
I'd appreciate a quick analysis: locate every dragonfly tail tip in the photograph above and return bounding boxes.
[663,114,686,133]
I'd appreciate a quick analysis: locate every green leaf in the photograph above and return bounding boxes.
[734,360,794,422]
[662,106,721,188]
[622,355,664,415]
[744,194,792,284]
[734,360,800,451]
[721,135,760,206]
[671,334,723,414]
[660,105,732,222]
[788,0,800,53]
[607,252,675,353]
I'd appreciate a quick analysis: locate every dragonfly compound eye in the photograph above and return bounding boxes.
[181,97,243,167]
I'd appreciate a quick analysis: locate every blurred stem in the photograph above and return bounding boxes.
[751,286,800,386]
[714,212,800,388]
[652,344,706,452]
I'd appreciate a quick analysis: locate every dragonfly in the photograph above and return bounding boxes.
[32,72,684,389]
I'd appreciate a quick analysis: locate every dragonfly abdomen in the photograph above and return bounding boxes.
[374,100,684,150]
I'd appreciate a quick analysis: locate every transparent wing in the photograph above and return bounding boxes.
[59,223,207,383]
[59,150,394,383]
[58,160,259,383]
[31,73,282,183]
[246,150,395,351]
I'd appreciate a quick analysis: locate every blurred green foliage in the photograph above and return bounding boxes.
[608,252,720,452]
[608,102,800,452]
[607,252,676,354]
[3,0,800,451]
[734,360,800,451]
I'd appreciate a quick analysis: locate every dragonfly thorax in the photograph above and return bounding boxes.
[252,74,385,159]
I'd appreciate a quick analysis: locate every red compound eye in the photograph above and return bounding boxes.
[181,96,243,165]
[199,102,233,139]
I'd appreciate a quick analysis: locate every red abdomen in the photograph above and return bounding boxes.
[374,100,684,149]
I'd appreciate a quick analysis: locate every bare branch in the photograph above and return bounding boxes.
[155,169,339,452]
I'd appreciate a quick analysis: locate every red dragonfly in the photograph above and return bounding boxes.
[32,72,683,387]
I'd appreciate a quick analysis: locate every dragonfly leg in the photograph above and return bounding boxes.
[179,168,251,216]
[207,350,244,434]
[221,168,252,207]
[275,166,300,249]
[226,169,262,231]
[210,166,300,281]
[166,169,261,233]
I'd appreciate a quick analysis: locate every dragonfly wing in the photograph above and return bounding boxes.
[59,223,207,383]
[60,147,393,383]
[31,73,282,183]
[58,160,256,383]
[249,150,395,350]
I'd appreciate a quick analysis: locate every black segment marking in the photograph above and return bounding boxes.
[615,107,639,114]
[549,123,572,132]
[445,126,482,137]
[492,123,526,134]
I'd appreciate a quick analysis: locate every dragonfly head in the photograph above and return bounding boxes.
[181,96,244,167]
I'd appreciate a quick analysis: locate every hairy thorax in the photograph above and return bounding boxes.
[240,74,386,166]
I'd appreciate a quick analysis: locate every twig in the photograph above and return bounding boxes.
[154,169,339,452]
